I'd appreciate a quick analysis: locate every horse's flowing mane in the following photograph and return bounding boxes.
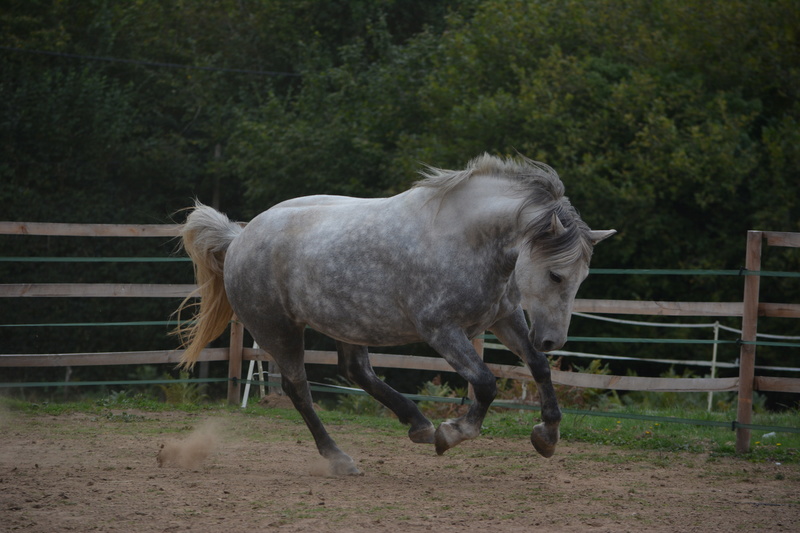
[416,153,562,198]
[415,153,593,267]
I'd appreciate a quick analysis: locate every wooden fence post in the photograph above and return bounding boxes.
[227,320,244,406]
[736,231,762,453]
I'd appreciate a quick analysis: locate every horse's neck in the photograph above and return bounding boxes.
[415,176,539,249]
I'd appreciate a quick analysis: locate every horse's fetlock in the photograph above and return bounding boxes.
[408,422,435,444]
[542,413,562,426]
[472,377,497,402]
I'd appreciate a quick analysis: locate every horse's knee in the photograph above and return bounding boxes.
[527,354,552,380]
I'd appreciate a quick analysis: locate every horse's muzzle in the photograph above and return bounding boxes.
[539,339,557,352]
[529,328,563,353]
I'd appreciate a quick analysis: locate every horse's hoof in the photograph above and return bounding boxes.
[329,456,363,476]
[409,423,436,444]
[530,423,559,458]
[434,420,464,455]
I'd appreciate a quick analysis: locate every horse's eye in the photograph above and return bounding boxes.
[549,271,563,284]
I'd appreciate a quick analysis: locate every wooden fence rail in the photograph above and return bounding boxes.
[1,223,798,452]
[3,283,800,319]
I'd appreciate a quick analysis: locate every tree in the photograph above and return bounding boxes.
[1,0,798,391]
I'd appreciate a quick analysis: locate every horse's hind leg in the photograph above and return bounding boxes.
[257,329,361,476]
[336,342,435,444]
[280,373,360,475]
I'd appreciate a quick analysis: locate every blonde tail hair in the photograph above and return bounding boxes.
[173,202,243,370]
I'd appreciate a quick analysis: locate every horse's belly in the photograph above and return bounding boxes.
[292,291,423,347]
[310,321,423,347]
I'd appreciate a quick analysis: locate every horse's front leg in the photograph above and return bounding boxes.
[489,309,562,458]
[424,328,497,455]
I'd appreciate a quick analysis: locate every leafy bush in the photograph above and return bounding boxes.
[621,366,768,413]
[416,375,469,419]
[552,358,621,409]
[157,371,209,405]
[326,376,388,416]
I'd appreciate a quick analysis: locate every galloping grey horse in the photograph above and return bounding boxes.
[176,154,614,475]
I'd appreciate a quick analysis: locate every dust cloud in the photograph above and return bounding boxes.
[309,457,332,477]
[157,419,221,469]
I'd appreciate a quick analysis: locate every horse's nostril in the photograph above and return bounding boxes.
[540,340,555,352]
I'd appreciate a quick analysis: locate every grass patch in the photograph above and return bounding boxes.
[2,394,797,463]
[0,394,220,416]
[480,404,799,463]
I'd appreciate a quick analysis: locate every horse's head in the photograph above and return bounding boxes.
[515,212,615,352]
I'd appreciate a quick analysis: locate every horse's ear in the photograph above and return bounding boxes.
[551,213,566,236]
[588,229,616,245]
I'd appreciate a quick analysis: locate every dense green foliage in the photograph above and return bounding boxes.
[2,1,798,400]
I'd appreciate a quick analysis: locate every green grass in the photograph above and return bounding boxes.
[0,393,221,416]
[2,394,797,463]
[481,405,799,463]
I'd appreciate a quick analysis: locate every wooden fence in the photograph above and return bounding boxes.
[1,222,798,452]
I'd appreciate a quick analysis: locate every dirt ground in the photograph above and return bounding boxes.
[1,401,798,533]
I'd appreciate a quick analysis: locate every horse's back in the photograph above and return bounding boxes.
[272,194,377,209]
[223,192,429,343]
[249,194,408,250]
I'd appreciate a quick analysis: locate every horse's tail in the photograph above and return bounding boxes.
[173,201,243,370]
